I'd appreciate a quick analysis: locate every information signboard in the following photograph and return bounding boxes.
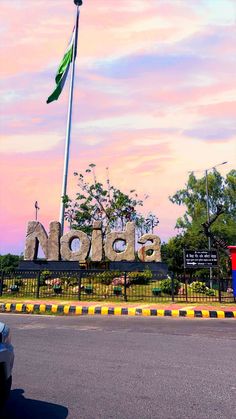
[184,250,218,269]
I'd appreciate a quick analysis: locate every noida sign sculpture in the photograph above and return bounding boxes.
[24,221,161,263]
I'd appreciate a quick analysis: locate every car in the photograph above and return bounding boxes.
[0,322,14,406]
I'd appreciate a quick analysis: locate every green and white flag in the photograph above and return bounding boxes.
[47,28,75,104]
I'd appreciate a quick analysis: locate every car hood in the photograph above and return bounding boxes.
[0,322,5,333]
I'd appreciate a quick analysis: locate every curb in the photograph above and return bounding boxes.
[0,303,236,318]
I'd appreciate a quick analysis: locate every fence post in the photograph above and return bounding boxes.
[171,274,175,302]
[124,272,127,302]
[216,249,221,303]
[78,272,82,301]
[0,271,4,297]
[218,277,222,303]
[36,271,40,298]
[184,270,188,303]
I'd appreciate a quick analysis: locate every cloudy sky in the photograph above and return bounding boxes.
[0,0,235,255]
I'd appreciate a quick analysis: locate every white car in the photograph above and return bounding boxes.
[0,322,14,406]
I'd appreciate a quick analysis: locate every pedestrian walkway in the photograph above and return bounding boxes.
[0,298,235,318]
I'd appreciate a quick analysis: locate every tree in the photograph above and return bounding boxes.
[135,212,159,236]
[169,169,236,247]
[161,236,186,275]
[63,164,159,237]
[0,254,22,273]
[162,170,236,274]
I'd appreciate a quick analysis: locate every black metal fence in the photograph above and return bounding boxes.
[0,270,234,303]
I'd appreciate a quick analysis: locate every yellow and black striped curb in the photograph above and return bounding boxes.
[0,303,236,318]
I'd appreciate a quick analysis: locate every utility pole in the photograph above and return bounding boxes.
[191,161,228,286]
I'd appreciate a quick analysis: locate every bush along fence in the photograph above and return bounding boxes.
[0,270,235,303]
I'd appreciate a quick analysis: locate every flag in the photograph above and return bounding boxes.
[47,28,75,104]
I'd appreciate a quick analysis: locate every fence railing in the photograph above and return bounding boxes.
[0,270,234,303]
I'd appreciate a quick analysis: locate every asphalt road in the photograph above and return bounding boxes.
[1,314,236,419]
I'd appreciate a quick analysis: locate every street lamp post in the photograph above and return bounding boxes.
[204,161,227,239]
[204,161,227,216]
[191,161,228,285]
[205,162,228,285]
[205,168,211,262]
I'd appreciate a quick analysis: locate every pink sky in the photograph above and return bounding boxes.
[0,0,236,255]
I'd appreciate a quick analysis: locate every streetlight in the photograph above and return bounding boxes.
[204,161,227,234]
[190,161,228,283]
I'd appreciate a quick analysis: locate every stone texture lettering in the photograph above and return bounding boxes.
[91,221,103,261]
[24,221,49,260]
[138,234,161,262]
[104,222,135,261]
[24,220,162,263]
[24,221,61,260]
[60,230,91,261]
[48,221,61,260]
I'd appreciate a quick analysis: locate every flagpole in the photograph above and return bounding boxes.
[59,1,82,234]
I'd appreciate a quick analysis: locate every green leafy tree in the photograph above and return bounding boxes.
[0,254,22,273]
[63,164,159,238]
[135,212,159,235]
[161,236,186,275]
[170,169,236,247]
[162,170,236,274]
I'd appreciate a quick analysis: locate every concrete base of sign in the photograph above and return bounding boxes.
[18,260,168,274]
[18,260,83,271]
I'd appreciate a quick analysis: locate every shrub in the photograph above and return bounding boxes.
[159,278,180,295]
[61,276,77,287]
[40,270,51,287]
[93,271,122,285]
[205,288,216,296]
[41,270,51,279]
[190,281,207,294]
[128,270,152,285]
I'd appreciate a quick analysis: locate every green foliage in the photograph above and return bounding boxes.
[164,170,236,274]
[135,213,159,235]
[63,164,158,237]
[159,278,180,295]
[128,269,152,285]
[65,277,78,286]
[40,270,51,279]
[205,288,216,296]
[190,281,216,296]
[39,270,51,286]
[0,254,22,273]
[190,281,207,293]
[161,237,186,274]
[89,271,122,285]
[169,169,236,246]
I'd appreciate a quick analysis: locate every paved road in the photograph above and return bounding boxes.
[1,314,236,419]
